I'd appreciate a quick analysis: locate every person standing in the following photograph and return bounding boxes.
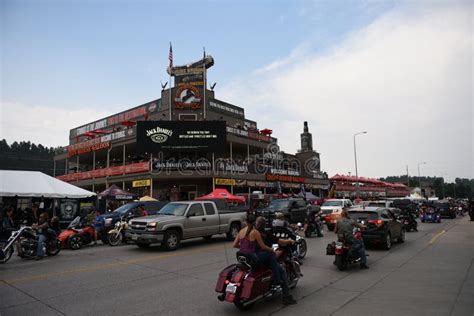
[32,213,49,260]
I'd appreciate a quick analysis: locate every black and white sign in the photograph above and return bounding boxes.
[137,121,227,153]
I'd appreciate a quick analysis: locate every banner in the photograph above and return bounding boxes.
[133,179,151,187]
[137,121,227,153]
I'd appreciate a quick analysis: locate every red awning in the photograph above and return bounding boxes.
[195,188,246,203]
[260,129,273,135]
[92,129,106,135]
[121,120,136,127]
[82,132,96,137]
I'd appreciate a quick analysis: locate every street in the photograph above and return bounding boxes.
[1,216,473,316]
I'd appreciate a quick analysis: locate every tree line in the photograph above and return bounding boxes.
[0,139,64,176]
[380,175,473,199]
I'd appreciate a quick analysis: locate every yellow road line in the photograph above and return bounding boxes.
[3,243,232,285]
[429,230,446,244]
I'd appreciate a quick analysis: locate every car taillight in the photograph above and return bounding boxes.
[368,220,384,226]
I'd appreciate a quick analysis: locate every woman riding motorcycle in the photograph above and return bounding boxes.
[233,215,297,305]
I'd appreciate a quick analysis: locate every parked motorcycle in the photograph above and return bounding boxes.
[58,216,98,250]
[215,244,302,310]
[107,216,130,246]
[327,227,363,271]
[0,226,61,263]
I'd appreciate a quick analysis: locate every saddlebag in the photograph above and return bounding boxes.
[240,268,272,300]
[326,242,336,255]
[215,264,239,293]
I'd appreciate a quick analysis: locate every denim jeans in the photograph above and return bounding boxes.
[351,239,367,265]
[256,251,289,295]
[36,234,47,257]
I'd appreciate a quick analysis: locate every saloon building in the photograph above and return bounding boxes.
[54,55,330,201]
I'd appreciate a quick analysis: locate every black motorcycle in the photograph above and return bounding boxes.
[304,211,324,238]
[0,226,61,263]
[400,212,418,232]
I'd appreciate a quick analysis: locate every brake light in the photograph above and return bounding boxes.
[368,220,384,226]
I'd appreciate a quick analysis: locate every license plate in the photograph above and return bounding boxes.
[226,283,237,294]
[131,234,138,241]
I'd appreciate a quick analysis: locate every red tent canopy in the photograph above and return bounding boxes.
[195,188,245,203]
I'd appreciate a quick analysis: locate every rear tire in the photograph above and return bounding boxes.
[305,229,312,238]
[335,254,347,271]
[226,223,241,241]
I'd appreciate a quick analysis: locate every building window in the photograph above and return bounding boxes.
[179,114,197,121]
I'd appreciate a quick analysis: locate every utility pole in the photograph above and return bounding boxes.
[406,165,409,187]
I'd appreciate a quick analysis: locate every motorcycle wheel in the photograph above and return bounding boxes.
[335,254,347,271]
[108,232,122,247]
[0,243,14,264]
[304,229,312,238]
[68,235,83,250]
[46,240,61,256]
[298,240,307,259]
[288,262,301,289]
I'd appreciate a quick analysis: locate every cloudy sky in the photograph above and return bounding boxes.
[1,0,472,182]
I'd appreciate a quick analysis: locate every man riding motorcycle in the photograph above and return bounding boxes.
[32,212,49,260]
[233,215,297,305]
[334,209,369,269]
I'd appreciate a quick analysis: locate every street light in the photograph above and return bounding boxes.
[353,131,367,199]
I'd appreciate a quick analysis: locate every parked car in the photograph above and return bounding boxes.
[348,207,405,250]
[99,201,169,231]
[126,201,246,250]
[365,200,393,208]
[321,199,353,231]
[434,201,456,219]
[257,198,308,225]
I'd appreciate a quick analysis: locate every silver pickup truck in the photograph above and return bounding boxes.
[126,201,246,251]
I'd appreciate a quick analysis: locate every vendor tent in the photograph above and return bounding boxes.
[195,188,246,203]
[98,184,137,200]
[297,191,320,201]
[0,170,96,198]
[139,195,157,202]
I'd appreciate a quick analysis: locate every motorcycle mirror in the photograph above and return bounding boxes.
[297,222,303,227]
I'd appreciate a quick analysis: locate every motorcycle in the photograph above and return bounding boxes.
[400,213,418,232]
[292,224,307,260]
[107,216,130,246]
[215,244,302,310]
[327,227,363,271]
[0,226,61,263]
[304,212,324,238]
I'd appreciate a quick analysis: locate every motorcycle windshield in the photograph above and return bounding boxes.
[67,216,81,229]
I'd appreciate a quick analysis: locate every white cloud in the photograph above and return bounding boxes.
[220,3,473,182]
[0,102,111,148]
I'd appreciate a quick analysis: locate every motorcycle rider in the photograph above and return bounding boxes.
[469,199,474,221]
[32,212,49,260]
[233,216,297,305]
[334,209,369,269]
[307,204,323,237]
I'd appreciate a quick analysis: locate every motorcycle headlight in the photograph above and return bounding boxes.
[105,218,113,226]
[124,223,129,230]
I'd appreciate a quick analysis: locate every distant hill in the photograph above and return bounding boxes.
[0,139,63,176]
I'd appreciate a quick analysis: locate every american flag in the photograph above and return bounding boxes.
[169,43,173,68]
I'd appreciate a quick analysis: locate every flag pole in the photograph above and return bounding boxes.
[169,42,173,121]
[203,47,206,120]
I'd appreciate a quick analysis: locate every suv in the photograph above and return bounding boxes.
[434,201,456,219]
[348,207,405,250]
[258,198,308,224]
[321,199,353,231]
[100,201,169,230]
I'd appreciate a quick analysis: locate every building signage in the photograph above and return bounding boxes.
[209,99,244,117]
[153,160,212,171]
[215,161,248,173]
[132,179,151,187]
[270,168,300,176]
[174,85,201,109]
[215,178,236,186]
[137,121,227,153]
[70,100,159,138]
[168,56,213,87]
[266,174,305,183]
[56,162,150,182]
[67,129,134,157]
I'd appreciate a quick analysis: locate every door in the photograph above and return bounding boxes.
[183,203,207,238]
[203,203,220,235]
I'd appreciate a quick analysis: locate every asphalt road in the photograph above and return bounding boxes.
[1,216,473,316]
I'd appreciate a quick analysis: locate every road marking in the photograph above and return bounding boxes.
[429,230,446,244]
[2,243,232,285]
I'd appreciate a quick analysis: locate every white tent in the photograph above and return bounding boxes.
[0,170,96,198]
